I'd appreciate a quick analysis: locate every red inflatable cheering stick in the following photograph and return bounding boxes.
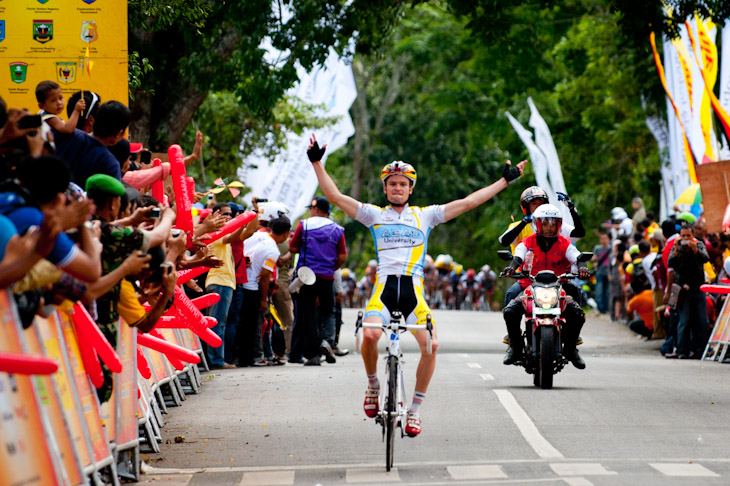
[151,158,165,203]
[137,345,152,379]
[138,332,201,365]
[0,352,58,375]
[173,286,223,347]
[70,303,123,374]
[203,211,257,245]
[169,144,194,242]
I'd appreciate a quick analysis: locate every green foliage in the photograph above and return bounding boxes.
[180,92,338,202]
[326,0,665,278]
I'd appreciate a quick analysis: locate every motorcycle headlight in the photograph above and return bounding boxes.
[534,287,559,309]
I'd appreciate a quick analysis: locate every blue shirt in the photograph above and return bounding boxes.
[0,214,18,260]
[53,128,121,188]
[4,205,78,268]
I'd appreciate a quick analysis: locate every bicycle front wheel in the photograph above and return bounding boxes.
[385,355,398,471]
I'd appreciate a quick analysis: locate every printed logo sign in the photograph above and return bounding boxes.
[37,0,50,4]
[0,21,5,43]
[56,62,76,84]
[9,62,28,84]
[80,21,97,43]
[33,20,53,43]
[82,0,97,3]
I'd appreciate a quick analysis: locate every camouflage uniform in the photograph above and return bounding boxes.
[93,216,150,402]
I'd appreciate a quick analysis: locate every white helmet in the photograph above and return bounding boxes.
[258,201,290,222]
[532,204,562,237]
[611,207,627,221]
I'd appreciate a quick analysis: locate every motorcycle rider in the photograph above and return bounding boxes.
[502,204,590,369]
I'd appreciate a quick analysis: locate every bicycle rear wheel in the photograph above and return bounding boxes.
[385,355,398,471]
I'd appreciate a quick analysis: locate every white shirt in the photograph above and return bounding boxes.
[355,203,445,279]
[243,232,280,291]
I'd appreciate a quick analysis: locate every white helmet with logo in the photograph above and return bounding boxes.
[532,204,563,237]
[258,201,290,222]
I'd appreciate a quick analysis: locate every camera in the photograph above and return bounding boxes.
[140,149,151,164]
[17,114,42,129]
[149,207,161,219]
[171,228,183,237]
[207,193,215,201]
[65,182,86,203]
[680,239,689,246]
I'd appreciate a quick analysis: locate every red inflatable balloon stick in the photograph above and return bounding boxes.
[205,316,218,328]
[75,328,104,388]
[0,352,58,375]
[137,345,151,379]
[138,333,201,364]
[186,176,196,203]
[191,293,220,311]
[169,145,193,236]
[173,286,223,347]
[70,303,122,373]
[177,266,209,285]
[148,329,187,370]
[151,158,165,204]
[203,211,257,245]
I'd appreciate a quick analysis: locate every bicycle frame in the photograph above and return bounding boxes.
[356,310,433,471]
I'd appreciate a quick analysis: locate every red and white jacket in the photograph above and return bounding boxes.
[514,234,580,288]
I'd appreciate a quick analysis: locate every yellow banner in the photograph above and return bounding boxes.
[0,1,127,112]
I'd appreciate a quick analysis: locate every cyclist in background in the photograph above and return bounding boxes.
[306,133,526,437]
[476,264,497,310]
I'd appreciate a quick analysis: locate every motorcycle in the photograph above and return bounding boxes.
[497,250,592,389]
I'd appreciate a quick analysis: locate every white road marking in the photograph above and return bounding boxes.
[346,468,400,482]
[649,463,720,477]
[134,474,192,485]
[447,465,507,480]
[493,389,564,459]
[550,463,616,476]
[467,362,482,368]
[479,373,495,380]
[239,470,295,485]
[562,478,594,486]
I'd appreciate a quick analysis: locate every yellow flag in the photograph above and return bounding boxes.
[84,46,94,76]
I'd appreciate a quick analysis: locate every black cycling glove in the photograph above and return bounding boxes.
[502,163,521,184]
[307,141,326,163]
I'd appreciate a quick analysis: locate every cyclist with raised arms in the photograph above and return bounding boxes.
[306,134,526,437]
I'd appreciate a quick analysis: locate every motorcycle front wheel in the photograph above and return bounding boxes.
[538,327,555,389]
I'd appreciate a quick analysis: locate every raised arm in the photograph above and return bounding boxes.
[443,160,527,222]
[307,134,361,219]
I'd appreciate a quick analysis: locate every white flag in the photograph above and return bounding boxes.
[239,48,357,222]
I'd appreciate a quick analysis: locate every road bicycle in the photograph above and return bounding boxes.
[355,310,433,471]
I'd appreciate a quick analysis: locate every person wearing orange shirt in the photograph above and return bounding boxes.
[627,275,654,339]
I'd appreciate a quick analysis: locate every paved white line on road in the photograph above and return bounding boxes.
[447,465,507,480]
[467,362,482,369]
[649,463,720,477]
[479,373,495,380]
[562,478,594,486]
[239,470,295,485]
[134,474,193,486]
[346,468,400,483]
[493,389,564,459]
[550,463,616,476]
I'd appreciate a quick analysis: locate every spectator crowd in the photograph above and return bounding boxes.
[592,197,727,359]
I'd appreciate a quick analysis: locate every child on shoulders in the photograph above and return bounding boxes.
[35,80,86,134]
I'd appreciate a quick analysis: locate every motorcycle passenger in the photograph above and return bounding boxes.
[499,186,585,306]
[502,204,590,369]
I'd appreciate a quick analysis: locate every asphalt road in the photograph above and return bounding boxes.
[135,309,730,486]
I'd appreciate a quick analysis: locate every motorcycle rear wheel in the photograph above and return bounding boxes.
[538,327,555,389]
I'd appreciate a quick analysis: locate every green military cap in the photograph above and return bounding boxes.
[85,174,125,196]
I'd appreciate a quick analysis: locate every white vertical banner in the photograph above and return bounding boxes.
[645,113,674,220]
[682,19,709,162]
[719,23,730,157]
[526,98,573,227]
[664,35,692,201]
[238,48,357,222]
[505,112,558,211]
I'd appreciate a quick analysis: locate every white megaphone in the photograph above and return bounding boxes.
[289,266,316,293]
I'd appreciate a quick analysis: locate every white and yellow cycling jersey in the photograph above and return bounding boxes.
[355,203,445,279]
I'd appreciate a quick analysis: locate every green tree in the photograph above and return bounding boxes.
[128,0,412,150]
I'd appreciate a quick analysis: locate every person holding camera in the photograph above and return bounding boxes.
[666,223,710,359]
